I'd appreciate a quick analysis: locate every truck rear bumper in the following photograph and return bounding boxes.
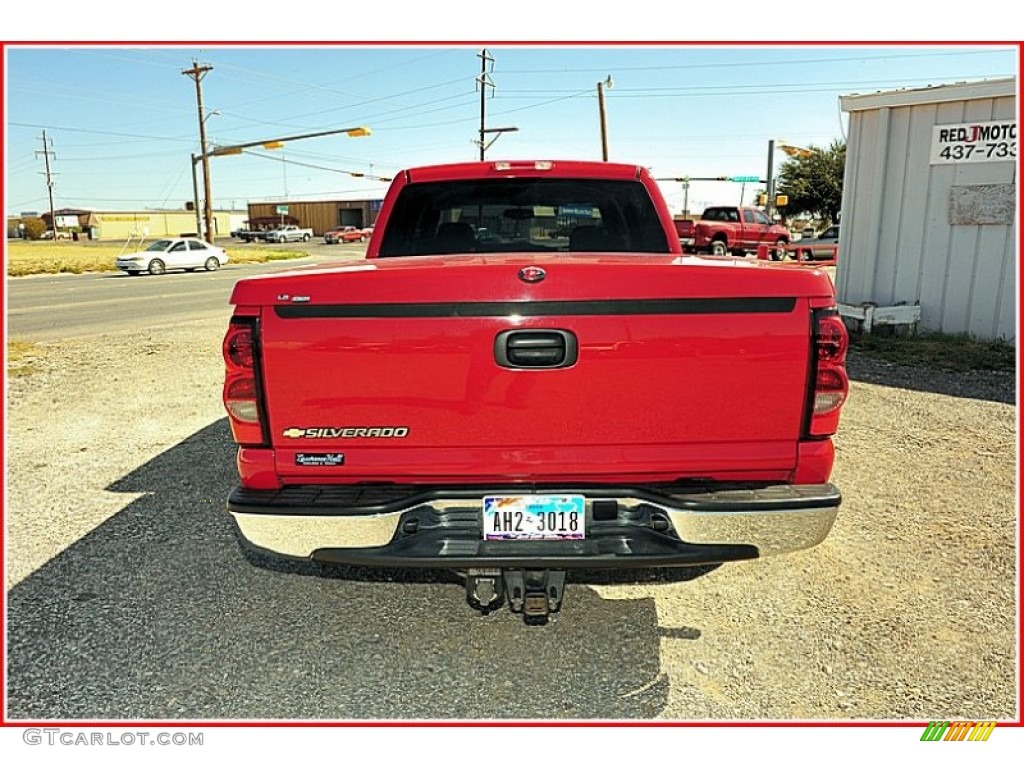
[228,483,840,569]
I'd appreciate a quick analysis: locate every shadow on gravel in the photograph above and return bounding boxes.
[845,352,1015,405]
[7,419,715,721]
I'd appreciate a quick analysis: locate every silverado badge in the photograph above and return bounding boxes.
[282,426,410,439]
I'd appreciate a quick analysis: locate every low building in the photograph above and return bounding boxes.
[246,199,383,236]
[83,209,246,240]
[837,77,1016,343]
[8,208,247,240]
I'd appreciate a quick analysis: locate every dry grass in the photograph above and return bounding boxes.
[7,340,42,377]
[5,242,308,276]
[850,331,1016,372]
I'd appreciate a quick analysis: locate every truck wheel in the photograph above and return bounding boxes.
[359,235,367,243]
[302,234,311,242]
[772,239,788,261]
[148,259,166,276]
[710,240,728,257]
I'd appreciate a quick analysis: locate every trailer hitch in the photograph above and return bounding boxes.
[466,569,566,625]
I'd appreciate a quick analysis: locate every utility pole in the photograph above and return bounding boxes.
[474,50,517,160]
[190,154,202,237]
[183,60,215,243]
[36,130,58,236]
[765,139,776,218]
[597,75,613,161]
[477,49,494,161]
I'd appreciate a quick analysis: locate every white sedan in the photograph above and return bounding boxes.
[115,238,230,275]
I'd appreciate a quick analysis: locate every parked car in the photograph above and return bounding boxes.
[262,225,313,243]
[115,237,229,275]
[324,226,372,244]
[796,225,839,261]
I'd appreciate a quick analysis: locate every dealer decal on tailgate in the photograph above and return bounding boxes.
[295,453,345,467]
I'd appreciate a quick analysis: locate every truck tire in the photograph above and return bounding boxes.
[302,234,311,242]
[710,240,728,257]
[771,239,788,261]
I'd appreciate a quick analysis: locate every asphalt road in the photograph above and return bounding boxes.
[5,241,365,342]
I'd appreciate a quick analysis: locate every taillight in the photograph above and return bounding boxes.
[807,308,849,437]
[223,318,267,446]
[224,326,255,368]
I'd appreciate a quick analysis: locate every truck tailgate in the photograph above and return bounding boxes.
[238,256,832,484]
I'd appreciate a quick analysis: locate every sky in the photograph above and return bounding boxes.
[4,43,1018,220]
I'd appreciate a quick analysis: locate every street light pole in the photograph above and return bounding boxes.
[597,75,613,161]
[192,126,373,234]
[765,139,776,217]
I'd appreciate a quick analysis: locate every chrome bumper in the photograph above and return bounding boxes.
[229,484,839,564]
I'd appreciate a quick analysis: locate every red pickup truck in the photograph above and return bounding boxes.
[223,160,847,623]
[676,206,791,258]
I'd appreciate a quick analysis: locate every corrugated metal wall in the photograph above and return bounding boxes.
[247,200,377,235]
[837,82,1017,343]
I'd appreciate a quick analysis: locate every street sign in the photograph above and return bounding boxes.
[275,205,289,215]
[732,176,761,182]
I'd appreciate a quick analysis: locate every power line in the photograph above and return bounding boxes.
[8,121,194,144]
[241,150,392,181]
[494,73,1013,97]
[496,48,1016,74]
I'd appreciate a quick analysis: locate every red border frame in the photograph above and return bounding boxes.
[1,39,1020,731]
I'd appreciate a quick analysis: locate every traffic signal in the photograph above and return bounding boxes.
[757,194,768,206]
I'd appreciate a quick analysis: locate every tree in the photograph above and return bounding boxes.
[776,140,845,224]
[22,217,46,240]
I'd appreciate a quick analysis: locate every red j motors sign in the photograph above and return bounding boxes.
[931,119,1017,164]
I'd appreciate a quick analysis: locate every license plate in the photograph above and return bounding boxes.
[482,495,586,541]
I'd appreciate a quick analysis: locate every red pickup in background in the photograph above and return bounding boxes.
[676,205,791,258]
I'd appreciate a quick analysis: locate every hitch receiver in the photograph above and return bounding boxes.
[504,569,566,626]
[466,569,567,624]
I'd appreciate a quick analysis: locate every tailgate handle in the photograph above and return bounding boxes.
[495,330,578,369]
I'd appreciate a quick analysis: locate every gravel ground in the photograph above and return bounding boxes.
[5,319,1017,721]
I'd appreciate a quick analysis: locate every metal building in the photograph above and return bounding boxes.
[836,77,1017,343]
[247,199,382,235]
